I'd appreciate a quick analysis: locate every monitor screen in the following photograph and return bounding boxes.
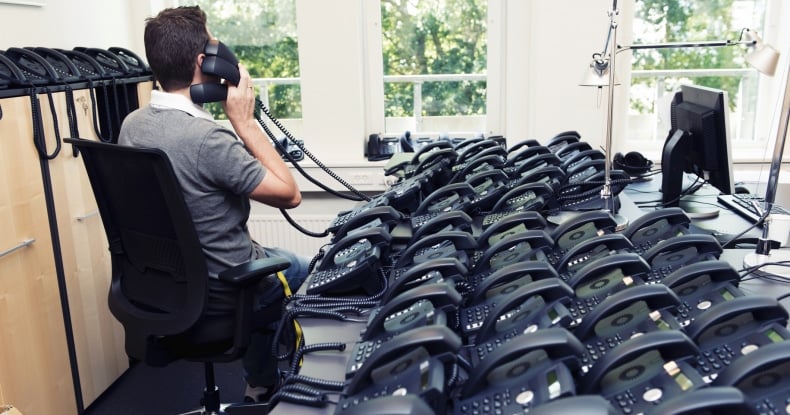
[661,84,735,210]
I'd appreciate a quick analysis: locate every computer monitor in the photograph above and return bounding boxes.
[661,84,735,217]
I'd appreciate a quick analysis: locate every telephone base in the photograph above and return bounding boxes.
[743,250,790,280]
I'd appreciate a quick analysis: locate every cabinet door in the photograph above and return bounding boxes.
[0,95,78,415]
[44,88,128,408]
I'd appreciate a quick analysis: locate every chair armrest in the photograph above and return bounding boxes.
[217,257,291,286]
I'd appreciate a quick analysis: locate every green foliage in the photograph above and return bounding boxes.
[381,0,487,117]
[631,0,760,113]
[178,0,301,119]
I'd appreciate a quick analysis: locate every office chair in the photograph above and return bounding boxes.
[65,137,290,414]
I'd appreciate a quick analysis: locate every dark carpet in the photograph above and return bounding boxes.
[83,359,246,415]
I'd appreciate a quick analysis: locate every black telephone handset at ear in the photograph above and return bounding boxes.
[580,330,704,414]
[305,227,392,296]
[457,328,584,413]
[470,278,575,345]
[383,257,468,304]
[712,341,790,412]
[344,325,462,391]
[574,284,682,343]
[648,386,756,415]
[623,207,691,253]
[554,233,635,280]
[189,40,241,104]
[2,47,60,84]
[662,260,743,325]
[360,281,463,342]
[642,233,723,283]
[27,47,82,83]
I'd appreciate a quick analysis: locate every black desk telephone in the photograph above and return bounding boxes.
[712,340,790,415]
[340,325,462,414]
[453,328,583,415]
[661,260,743,326]
[305,227,392,296]
[580,330,706,415]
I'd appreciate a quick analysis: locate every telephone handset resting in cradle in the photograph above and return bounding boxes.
[190,40,241,104]
[305,227,392,296]
[453,328,584,414]
[712,341,790,413]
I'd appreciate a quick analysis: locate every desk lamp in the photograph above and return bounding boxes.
[744,45,790,280]
[580,0,775,229]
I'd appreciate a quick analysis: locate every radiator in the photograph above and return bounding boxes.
[248,214,336,257]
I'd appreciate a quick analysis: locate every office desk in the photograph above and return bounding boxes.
[269,181,790,415]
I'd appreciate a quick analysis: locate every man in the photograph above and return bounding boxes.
[119,5,309,402]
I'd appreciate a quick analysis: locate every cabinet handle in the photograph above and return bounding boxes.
[75,210,99,221]
[0,238,35,258]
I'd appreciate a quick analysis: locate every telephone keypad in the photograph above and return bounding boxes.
[695,345,736,382]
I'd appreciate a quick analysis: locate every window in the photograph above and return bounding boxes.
[625,0,786,161]
[177,0,301,121]
[379,0,487,136]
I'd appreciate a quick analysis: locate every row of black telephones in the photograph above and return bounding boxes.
[0,46,150,88]
[276,135,790,414]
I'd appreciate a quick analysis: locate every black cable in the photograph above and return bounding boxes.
[255,98,370,202]
[279,207,330,238]
[721,211,768,248]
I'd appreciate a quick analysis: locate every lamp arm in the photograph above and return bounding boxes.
[616,39,755,54]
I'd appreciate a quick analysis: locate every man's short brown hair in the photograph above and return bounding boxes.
[144,6,210,91]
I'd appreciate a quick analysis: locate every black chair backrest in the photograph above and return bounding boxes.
[66,137,209,361]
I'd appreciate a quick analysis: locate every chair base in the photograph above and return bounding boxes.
[177,402,273,415]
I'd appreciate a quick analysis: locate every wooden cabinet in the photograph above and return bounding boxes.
[0,80,154,414]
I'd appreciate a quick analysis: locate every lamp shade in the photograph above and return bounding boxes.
[746,43,780,76]
[743,29,780,76]
[580,58,620,87]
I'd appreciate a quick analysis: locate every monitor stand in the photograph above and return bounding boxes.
[677,198,720,219]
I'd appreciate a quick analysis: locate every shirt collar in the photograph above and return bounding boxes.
[149,89,215,121]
